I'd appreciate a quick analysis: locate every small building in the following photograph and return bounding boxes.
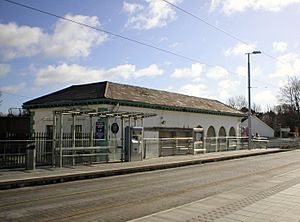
[23,81,243,136]
[241,115,274,138]
[22,81,244,164]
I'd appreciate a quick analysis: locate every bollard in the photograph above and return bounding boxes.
[26,143,36,170]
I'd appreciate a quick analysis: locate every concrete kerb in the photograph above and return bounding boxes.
[0,149,291,190]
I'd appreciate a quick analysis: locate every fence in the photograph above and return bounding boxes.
[267,138,300,149]
[1,133,271,169]
[205,137,269,152]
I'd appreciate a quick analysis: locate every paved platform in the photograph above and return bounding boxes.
[0,148,288,190]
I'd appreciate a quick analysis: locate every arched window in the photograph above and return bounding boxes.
[207,126,216,137]
[229,127,236,137]
[218,127,226,137]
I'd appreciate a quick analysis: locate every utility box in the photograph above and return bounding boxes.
[125,126,143,162]
[26,143,36,170]
[193,128,205,154]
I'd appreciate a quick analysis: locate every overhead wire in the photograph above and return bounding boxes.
[4,0,229,71]
[161,0,284,90]
[161,0,287,65]
[3,0,280,91]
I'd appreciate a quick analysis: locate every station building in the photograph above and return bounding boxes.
[23,81,244,163]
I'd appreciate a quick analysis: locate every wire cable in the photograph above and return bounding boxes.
[162,0,288,65]
[4,0,223,69]
[3,0,282,91]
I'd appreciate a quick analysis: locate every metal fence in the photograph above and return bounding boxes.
[1,134,271,169]
[267,138,300,149]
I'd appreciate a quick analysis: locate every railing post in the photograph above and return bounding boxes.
[59,112,63,168]
[72,114,76,166]
[52,111,57,167]
[121,117,124,162]
[90,115,94,147]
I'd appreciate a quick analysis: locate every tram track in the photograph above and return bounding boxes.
[0,152,297,210]
[30,161,300,221]
[1,153,300,222]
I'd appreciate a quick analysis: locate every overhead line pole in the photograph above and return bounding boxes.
[246,51,261,149]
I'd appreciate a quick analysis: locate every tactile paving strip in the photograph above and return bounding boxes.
[189,176,300,222]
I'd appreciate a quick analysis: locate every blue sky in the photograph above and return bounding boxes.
[1,0,300,114]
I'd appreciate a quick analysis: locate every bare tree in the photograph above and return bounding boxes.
[227,95,247,110]
[280,76,300,115]
[227,95,262,113]
[252,103,261,113]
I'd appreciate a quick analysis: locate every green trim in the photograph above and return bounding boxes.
[23,98,243,117]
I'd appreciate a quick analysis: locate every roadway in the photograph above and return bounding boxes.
[1,150,300,221]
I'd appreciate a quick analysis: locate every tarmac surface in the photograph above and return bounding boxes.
[0,148,288,190]
[132,150,300,222]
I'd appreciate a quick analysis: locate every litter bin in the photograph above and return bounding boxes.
[26,143,36,170]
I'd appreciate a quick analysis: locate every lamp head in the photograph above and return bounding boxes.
[252,50,261,54]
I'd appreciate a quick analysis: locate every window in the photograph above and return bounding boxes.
[218,127,226,137]
[207,126,216,137]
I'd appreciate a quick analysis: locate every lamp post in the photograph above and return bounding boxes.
[246,50,261,149]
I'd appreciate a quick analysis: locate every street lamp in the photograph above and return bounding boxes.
[246,50,261,149]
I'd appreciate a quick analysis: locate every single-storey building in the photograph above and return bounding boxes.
[241,115,274,138]
[23,81,243,136]
[23,81,244,164]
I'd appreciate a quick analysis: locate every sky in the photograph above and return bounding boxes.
[1,0,300,114]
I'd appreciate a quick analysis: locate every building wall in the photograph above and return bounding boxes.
[241,116,274,138]
[30,104,242,138]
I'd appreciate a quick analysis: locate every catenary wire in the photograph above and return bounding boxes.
[161,0,284,90]
[161,0,288,65]
[3,0,278,91]
[4,0,226,70]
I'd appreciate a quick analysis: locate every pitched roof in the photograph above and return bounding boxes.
[23,81,243,117]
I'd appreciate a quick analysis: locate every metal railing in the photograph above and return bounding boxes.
[0,134,272,169]
[0,139,29,169]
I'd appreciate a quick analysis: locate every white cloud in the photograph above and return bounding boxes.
[210,0,300,15]
[0,64,10,77]
[123,0,181,30]
[236,66,247,77]
[134,64,164,78]
[217,79,241,102]
[0,14,107,60]
[0,83,26,93]
[177,83,210,98]
[206,66,228,80]
[272,41,288,53]
[123,1,144,14]
[225,42,257,56]
[171,63,205,79]
[0,23,43,60]
[34,63,164,86]
[254,90,278,107]
[235,65,262,77]
[42,14,107,58]
[218,79,240,90]
[270,53,300,78]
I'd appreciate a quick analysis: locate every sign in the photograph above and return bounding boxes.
[95,121,105,139]
[111,123,119,134]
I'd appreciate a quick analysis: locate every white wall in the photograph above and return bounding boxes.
[241,116,274,138]
[30,104,242,138]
